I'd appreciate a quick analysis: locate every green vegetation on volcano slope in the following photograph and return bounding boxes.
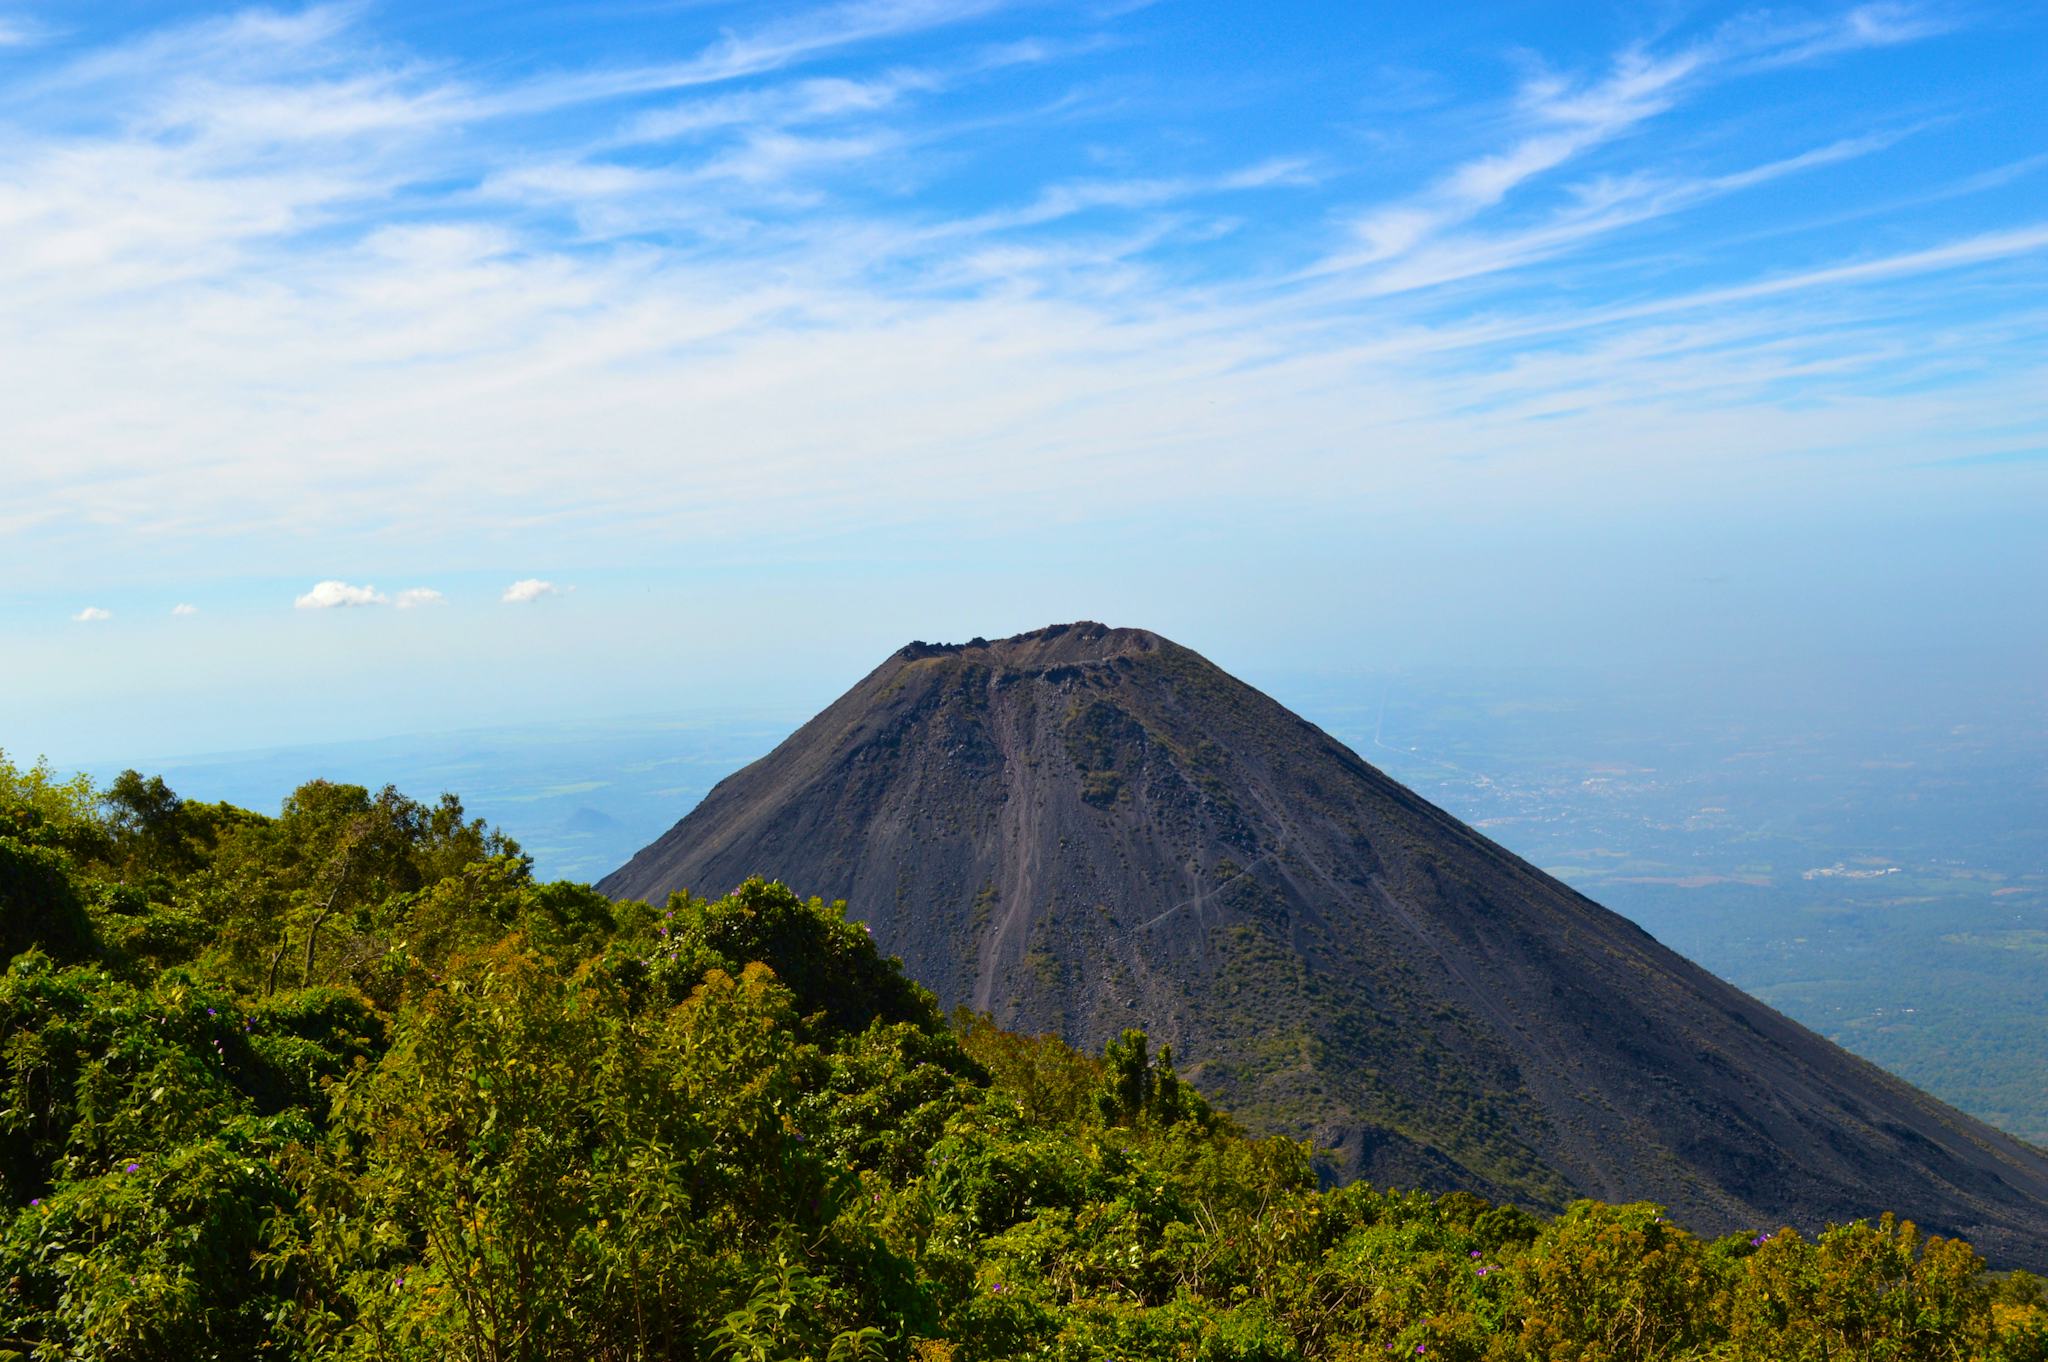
[3,751,2046,1362]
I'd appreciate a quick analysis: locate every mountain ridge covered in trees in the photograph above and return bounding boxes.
[3,750,2047,1360]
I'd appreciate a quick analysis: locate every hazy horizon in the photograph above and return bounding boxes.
[43,644,2041,1145]
[3,0,2044,763]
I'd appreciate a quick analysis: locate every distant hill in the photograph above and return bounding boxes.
[602,622,2048,1266]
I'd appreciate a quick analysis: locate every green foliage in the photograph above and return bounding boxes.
[1094,1028,1212,1130]
[1722,1215,1995,1361]
[2,1113,313,1362]
[0,750,107,859]
[1512,1201,1719,1360]
[952,1009,1100,1129]
[102,770,203,880]
[0,839,96,965]
[1,764,2044,1360]
[646,878,941,1037]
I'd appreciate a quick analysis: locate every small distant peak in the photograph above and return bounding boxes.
[896,622,1171,668]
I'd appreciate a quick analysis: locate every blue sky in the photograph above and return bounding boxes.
[2,1,2044,762]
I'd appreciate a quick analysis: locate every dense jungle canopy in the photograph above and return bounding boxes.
[2,751,2045,1360]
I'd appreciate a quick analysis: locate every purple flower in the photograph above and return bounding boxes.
[124,1163,139,1174]
[28,1199,39,1207]
[206,1008,217,1017]
[1469,1250,1481,1258]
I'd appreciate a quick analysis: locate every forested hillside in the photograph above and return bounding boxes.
[598,624,2048,1261]
[3,752,2045,1361]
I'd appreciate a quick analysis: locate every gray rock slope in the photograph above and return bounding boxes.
[600,623,2048,1267]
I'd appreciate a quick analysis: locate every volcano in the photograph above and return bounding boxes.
[600,622,2048,1264]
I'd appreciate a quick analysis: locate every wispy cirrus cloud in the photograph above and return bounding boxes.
[620,71,937,146]
[1,0,2043,608]
[1308,6,1952,291]
[464,0,1014,119]
[1302,130,1914,303]
[1740,1,1956,68]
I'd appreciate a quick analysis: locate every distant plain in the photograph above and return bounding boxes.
[97,664,2048,1145]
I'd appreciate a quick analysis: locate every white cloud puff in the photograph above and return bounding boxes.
[294,580,387,609]
[72,606,112,622]
[501,578,558,604]
[171,602,199,616]
[394,586,446,608]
